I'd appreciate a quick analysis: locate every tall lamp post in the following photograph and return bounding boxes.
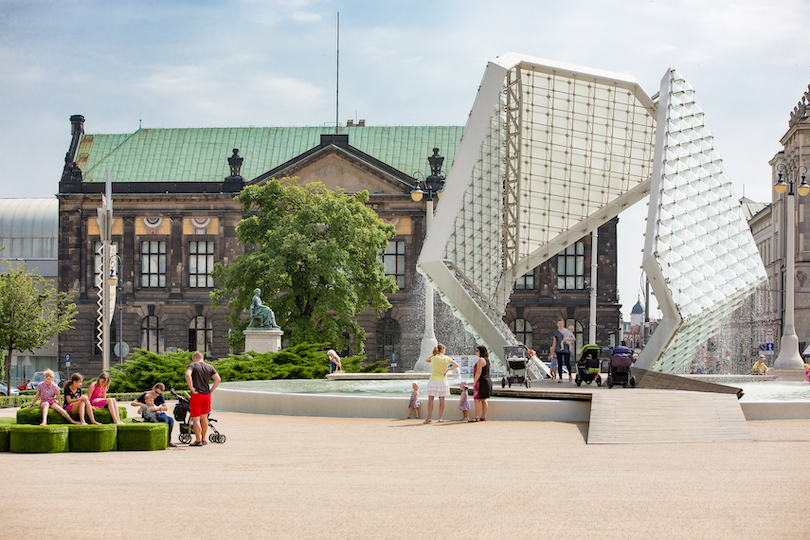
[107,255,126,363]
[773,164,809,369]
[411,148,446,371]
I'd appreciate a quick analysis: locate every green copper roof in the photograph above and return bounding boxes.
[75,126,464,184]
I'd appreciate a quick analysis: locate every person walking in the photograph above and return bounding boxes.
[184,351,221,446]
[424,343,458,424]
[472,345,493,421]
[552,318,573,382]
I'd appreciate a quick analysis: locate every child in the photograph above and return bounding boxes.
[458,381,471,421]
[804,364,810,383]
[25,369,78,426]
[134,391,160,422]
[548,352,558,381]
[407,382,421,419]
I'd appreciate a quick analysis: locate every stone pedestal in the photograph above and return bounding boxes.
[244,329,284,354]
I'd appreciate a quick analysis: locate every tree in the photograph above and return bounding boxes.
[0,262,77,391]
[211,178,398,352]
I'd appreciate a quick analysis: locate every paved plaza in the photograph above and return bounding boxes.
[0,406,807,539]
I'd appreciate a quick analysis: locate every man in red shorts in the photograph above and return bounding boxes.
[184,351,221,446]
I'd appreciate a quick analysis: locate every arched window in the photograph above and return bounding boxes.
[376,318,401,366]
[141,316,164,354]
[509,319,533,348]
[188,316,213,356]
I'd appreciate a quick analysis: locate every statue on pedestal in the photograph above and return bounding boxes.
[248,288,280,330]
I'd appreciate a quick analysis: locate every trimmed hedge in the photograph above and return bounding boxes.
[0,423,9,452]
[16,406,127,425]
[68,424,117,452]
[10,424,69,453]
[1,393,141,409]
[116,422,168,451]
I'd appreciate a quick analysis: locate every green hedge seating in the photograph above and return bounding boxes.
[10,424,69,453]
[16,406,127,425]
[0,423,10,452]
[116,421,168,451]
[68,424,117,452]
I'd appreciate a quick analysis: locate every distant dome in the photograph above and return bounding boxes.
[631,300,644,315]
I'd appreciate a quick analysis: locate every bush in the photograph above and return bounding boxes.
[16,406,127,425]
[0,423,10,452]
[116,422,167,451]
[106,343,387,389]
[10,424,69,453]
[214,342,385,381]
[68,424,117,452]
[108,349,194,392]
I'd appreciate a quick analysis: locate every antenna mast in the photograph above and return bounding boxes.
[335,12,339,134]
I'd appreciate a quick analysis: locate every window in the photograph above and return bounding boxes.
[189,241,215,288]
[557,242,585,290]
[515,270,534,290]
[188,316,213,356]
[382,240,405,289]
[93,242,118,288]
[141,241,166,288]
[509,319,533,348]
[376,318,401,365]
[141,316,164,354]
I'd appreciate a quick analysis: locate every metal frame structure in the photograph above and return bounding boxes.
[418,53,765,372]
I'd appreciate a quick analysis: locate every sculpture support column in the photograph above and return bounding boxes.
[413,198,437,372]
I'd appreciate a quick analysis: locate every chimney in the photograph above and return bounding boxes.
[61,115,86,184]
[358,119,366,127]
[346,119,354,127]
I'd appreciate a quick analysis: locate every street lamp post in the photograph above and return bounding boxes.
[411,148,446,372]
[773,164,809,369]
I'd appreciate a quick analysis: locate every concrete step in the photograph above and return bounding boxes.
[587,388,752,444]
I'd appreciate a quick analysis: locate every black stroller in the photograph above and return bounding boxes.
[170,389,226,444]
[575,344,602,387]
[607,346,636,388]
[501,346,531,388]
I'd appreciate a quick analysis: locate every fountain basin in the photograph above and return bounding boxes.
[212,378,810,422]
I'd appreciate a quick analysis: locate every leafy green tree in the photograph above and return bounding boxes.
[0,263,77,391]
[211,179,397,352]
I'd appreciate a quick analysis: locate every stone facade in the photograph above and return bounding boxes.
[56,117,622,375]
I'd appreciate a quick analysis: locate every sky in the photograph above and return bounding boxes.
[1,0,809,321]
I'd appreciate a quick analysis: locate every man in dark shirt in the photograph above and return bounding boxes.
[184,351,221,446]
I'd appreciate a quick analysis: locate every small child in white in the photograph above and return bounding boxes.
[458,381,471,421]
[135,391,160,422]
[408,382,421,419]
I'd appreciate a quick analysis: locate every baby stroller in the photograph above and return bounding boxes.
[575,344,602,387]
[607,346,635,388]
[501,345,531,388]
[170,389,226,444]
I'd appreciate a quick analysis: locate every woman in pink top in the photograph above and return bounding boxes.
[88,372,125,425]
[24,369,77,426]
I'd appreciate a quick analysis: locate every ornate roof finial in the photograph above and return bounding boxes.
[228,148,243,177]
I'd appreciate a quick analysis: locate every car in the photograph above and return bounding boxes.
[0,383,20,396]
[27,371,66,391]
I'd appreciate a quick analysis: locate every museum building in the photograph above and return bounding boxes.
[53,115,621,376]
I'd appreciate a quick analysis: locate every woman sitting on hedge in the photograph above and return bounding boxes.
[63,373,100,425]
[88,372,125,425]
[24,369,78,426]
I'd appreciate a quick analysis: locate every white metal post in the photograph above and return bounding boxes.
[102,171,113,372]
[589,229,597,344]
[774,179,803,369]
[417,198,438,370]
